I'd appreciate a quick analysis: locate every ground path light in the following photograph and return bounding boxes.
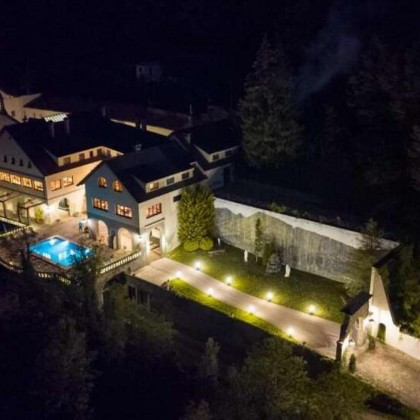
[176,270,182,278]
[195,261,201,270]
[225,275,232,286]
[266,291,273,302]
[308,304,315,315]
[207,288,213,297]
[248,305,255,315]
[287,327,294,337]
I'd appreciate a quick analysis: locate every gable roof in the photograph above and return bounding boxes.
[341,291,372,316]
[81,140,206,202]
[3,114,167,176]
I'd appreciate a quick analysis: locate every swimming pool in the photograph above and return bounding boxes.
[29,236,93,268]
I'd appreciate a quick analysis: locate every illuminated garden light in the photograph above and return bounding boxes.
[308,305,315,315]
[248,305,255,315]
[207,288,213,297]
[287,327,294,337]
[266,291,274,302]
[176,270,182,278]
[195,261,201,270]
[225,275,233,286]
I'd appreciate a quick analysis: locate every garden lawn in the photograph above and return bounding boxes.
[170,245,347,323]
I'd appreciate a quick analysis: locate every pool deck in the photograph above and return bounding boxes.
[0,214,131,275]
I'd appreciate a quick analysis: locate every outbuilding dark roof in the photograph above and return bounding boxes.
[174,119,240,154]
[4,114,167,175]
[341,291,372,316]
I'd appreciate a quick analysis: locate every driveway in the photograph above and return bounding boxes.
[135,258,340,358]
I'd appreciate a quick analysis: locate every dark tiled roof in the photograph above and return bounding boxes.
[341,291,372,316]
[82,140,205,203]
[25,95,192,131]
[174,119,240,154]
[4,114,167,175]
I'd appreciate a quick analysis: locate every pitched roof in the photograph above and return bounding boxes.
[3,114,167,175]
[82,140,206,202]
[341,291,372,316]
[174,119,240,154]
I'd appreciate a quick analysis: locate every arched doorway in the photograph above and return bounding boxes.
[118,228,133,251]
[149,227,161,255]
[97,220,109,246]
[377,323,386,342]
[58,197,70,215]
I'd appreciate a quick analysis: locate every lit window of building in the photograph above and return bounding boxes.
[97,148,103,156]
[10,175,21,185]
[22,177,32,188]
[181,172,189,180]
[98,176,107,188]
[147,203,162,218]
[50,179,61,191]
[63,157,71,165]
[116,205,133,218]
[113,180,123,192]
[33,180,44,191]
[89,151,94,158]
[93,198,108,211]
[79,153,85,161]
[62,176,73,187]
[0,171,10,182]
[166,177,175,185]
[149,181,159,191]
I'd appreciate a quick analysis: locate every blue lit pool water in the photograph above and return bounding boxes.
[29,236,93,268]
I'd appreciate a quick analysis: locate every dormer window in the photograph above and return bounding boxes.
[98,176,108,188]
[19,159,23,167]
[113,180,123,192]
[3,155,7,163]
[149,181,159,191]
[28,161,32,169]
[11,157,15,165]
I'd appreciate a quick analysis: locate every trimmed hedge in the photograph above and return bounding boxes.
[183,240,199,252]
[199,236,214,251]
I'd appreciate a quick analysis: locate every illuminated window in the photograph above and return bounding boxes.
[93,198,108,211]
[62,176,73,187]
[63,157,71,165]
[10,175,21,185]
[0,171,10,182]
[166,177,175,185]
[106,149,111,157]
[98,177,107,188]
[97,148,103,156]
[113,180,123,192]
[50,179,61,191]
[149,181,159,191]
[147,203,162,218]
[79,153,85,161]
[22,177,32,188]
[33,180,44,191]
[212,153,220,161]
[181,172,189,180]
[116,205,132,218]
[89,151,94,158]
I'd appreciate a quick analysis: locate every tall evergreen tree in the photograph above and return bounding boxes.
[178,185,215,244]
[239,36,302,167]
[254,218,263,262]
[406,125,420,192]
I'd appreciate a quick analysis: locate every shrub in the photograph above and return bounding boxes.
[377,323,386,342]
[35,207,44,223]
[199,236,214,251]
[266,253,282,274]
[183,240,199,252]
[368,335,376,350]
[349,354,356,373]
[262,240,276,267]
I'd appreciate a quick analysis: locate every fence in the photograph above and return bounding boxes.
[0,216,30,238]
[99,251,142,275]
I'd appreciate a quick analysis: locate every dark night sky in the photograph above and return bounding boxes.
[0,0,419,105]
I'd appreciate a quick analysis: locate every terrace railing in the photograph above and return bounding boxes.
[99,251,142,275]
[0,216,30,238]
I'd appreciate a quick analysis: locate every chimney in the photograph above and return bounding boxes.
[49,121,55,138]
[64,117,71,135]
[101,105,107,118]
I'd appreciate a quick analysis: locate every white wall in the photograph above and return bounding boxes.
[370,268,420,360]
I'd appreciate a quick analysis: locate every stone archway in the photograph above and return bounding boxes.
[58,197,70,215]
[149,227,162,255]
[118,228,133,251]
[97,220,109,246]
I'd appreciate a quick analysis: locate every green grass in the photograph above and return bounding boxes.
[169,245,347,323]
[170,278,290,341]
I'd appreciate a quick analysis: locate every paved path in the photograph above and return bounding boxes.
[355,342,420,411]
[135,258,340,358]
